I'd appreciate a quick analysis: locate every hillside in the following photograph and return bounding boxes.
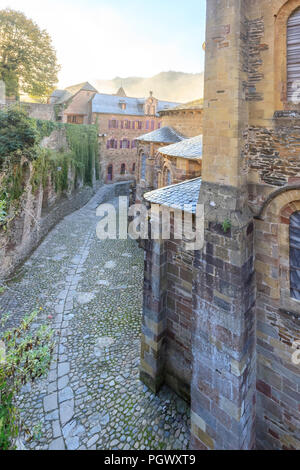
[92,71,204,103]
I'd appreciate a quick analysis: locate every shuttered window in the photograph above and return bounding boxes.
[287,8,300,102]
[290,211,300,300]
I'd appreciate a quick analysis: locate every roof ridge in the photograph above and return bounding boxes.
[145,177,201,195]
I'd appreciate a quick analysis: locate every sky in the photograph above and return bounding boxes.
[1,0,206,88]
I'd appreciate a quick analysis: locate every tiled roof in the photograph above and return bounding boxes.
[144,178,202,214]
[92,94,180,116]
[135,126,185,144]
[158,135,203,160]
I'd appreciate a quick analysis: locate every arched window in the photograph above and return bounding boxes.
[287,8,300,102]
[107,164,113,181]
[141,154,146,180]
[290,211,300,300]
[120,163,126,175]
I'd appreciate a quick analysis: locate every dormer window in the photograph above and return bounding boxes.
[119,100,126,111]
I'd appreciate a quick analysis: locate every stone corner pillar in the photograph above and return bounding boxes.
[190,0,256,450]
[140,208,167,393]
[191,185,256,450]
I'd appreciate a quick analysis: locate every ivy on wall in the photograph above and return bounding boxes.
[0,106,100,228]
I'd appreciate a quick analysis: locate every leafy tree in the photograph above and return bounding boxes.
[0,106,38,162]
[0,9,60,100]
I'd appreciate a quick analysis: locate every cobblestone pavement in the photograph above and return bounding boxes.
[0,187,190,450]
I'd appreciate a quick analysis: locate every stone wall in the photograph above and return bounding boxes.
[246,113,300,214]
[0,124,105,280]
[140,209,196,402]
[1,101,56,121]
[0,177,131,281]
[254,189,300,450]
[160,109,203,138]
[165,232,195,402]
[63,89,96,125]
[0,177,98,280]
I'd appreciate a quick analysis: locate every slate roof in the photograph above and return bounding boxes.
[92,94,180,116]
[159,98,203,114]
[135,126,185,144]
[50,82,98,104]
[158,135,203,160]
[144,178,202,214]
[157,100,182,113]
[173,99,203,110]
[65,82,98,95]
[50,89,72,104]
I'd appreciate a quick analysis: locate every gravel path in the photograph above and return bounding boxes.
[0,186,190,450]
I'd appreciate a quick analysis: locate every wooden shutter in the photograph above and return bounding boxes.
[287,8,300,102]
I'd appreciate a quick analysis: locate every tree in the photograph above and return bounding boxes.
[0,9,60,100]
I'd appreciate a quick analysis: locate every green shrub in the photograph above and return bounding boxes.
[0,107,99,228]
[0,106,38,163]
[0,310,54,449]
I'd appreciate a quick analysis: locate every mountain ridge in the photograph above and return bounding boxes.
[91,71,204,103]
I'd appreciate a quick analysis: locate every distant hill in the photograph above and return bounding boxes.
[91,71,204,103]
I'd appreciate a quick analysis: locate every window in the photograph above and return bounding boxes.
[166,170,172,186]
[120,163,126,175]
[107,165,113,181]
[108,119,118,129]
[287,8,300,102]
[120,139,130,149]
[138,121,143,130]
[141,154,146,180]
[107,139,117,149]
[131,140,137,149]
[146,121,149,130]
[132,163,136,173]
[290,211,300,300]
[151,120,155,130]
[67,115,84,124]
[158,122,162,129]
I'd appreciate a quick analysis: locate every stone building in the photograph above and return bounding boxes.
[91,90,179,184]
[159,99,203,138]
[135,100,203,201]
[50,82,98,124]
[51,84,180,184]
[140,0,300,451]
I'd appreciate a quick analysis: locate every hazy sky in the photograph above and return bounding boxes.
[1,0,206,88]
